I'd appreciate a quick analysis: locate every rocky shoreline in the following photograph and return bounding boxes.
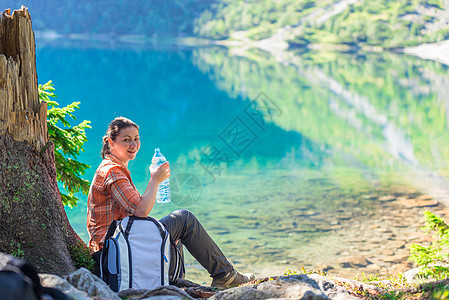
[38,268,364,299]
[12,260,449,300]
[304,193,445,278]
[182,190,448,286]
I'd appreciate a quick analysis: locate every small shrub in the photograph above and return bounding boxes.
[409,211,449,280]
[69,240,95,272]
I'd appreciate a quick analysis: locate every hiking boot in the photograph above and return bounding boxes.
[211,269,255,288]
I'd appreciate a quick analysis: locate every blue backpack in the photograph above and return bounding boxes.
[99,216,184,292]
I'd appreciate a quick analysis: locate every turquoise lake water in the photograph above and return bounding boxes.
[35,39,449,282]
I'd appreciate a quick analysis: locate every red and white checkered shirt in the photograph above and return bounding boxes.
[86,154,141,252]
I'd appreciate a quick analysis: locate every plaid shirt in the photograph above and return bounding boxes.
[86,154,141,252]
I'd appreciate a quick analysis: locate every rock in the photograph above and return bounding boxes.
[378,195,396,202]
[416,195,433,200]
[134,286,194,299]
[403,267,423,283]
[64,268,120,300]
[379,249,394,256]
[382,253,409,264]
[294,210,319,217]
[116,281,214,299]
[139,296,186,300]
[335,214,352,220]
[337,256,370,268]
[39,274,90,300]
[172,278,218,298]
[332,276,386,297]
[137,296,184,300]
[390,263,410,275]
[210,275,358,300]
[403,263,449,284]
[415,235,433,243]
[433,208,449,216]
[118,289,152,299]
[396,198,438,208]
[314,225,333,232]
[401,232,422,241]
[388,240,406,249]
[365,264,381,271]
[414,200,438,207]
[314,263,335,272]
[210,285,281,300]
[310,274,360,300]
[330,225,343,230]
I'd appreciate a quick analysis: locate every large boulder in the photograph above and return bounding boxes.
[64,268,120,300]
[40,274,90,300]
[120,286,194,299]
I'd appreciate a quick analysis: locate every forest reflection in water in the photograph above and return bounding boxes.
[190,46,449,197]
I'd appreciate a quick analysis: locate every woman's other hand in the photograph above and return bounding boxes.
[150,161,171,185]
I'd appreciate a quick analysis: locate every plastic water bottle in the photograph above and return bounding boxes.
[150,148,171,203]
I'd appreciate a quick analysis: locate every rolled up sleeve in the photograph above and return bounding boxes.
[106,168,141,214]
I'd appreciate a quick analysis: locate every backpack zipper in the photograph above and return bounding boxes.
[119,221,133,289]
[109,237,121,292]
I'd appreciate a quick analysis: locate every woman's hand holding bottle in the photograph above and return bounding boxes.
[150,161,171,185]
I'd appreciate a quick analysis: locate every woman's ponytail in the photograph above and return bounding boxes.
[101,135,110,159]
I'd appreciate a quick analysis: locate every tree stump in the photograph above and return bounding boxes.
[0,6,85,276]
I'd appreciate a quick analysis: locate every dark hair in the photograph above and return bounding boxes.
[101,117,139,158]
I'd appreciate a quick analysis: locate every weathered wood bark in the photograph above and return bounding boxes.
[0,7,47,150]
[0,6,85,275]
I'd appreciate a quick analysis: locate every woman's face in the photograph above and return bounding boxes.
[109,126,140,166]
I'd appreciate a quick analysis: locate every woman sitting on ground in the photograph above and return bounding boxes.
[86,116,254,288]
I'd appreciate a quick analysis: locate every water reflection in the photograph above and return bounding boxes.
[192,47,449,194]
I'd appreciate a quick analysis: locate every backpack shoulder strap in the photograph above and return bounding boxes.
[124,217,135,239]
[148,216,167,237]
[104,219,119,240]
